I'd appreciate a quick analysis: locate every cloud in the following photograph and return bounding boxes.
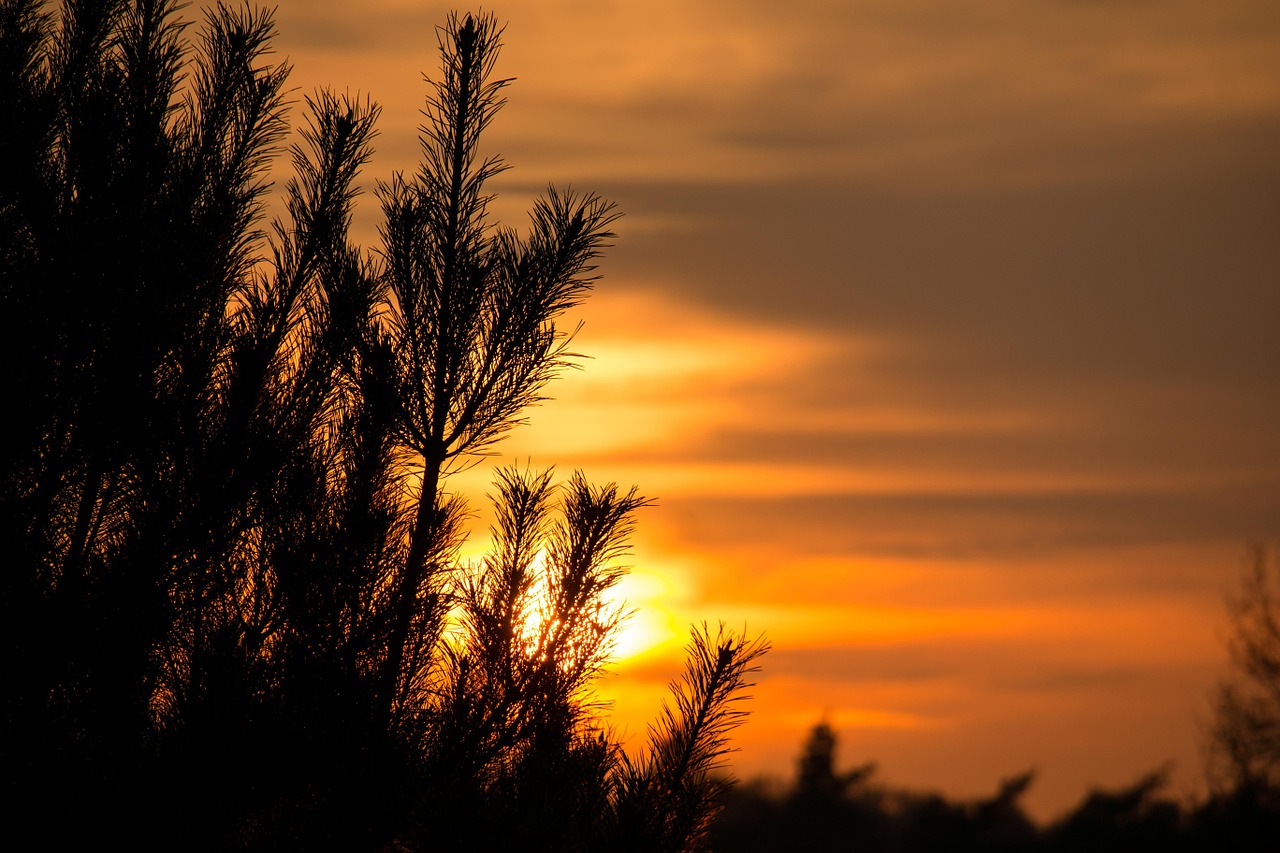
[657,487,1280,560]
[480,0,1280,186]
[594,172,1280,378]
[213,0,1280,189]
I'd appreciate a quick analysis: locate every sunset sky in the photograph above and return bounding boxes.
[215,0,1280,819]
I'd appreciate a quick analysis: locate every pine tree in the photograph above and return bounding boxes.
[0,3,766,850]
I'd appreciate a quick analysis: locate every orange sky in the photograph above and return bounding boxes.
[204,0,1280,820]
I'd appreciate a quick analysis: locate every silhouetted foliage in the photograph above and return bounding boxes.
[1208,546,1280,808]
[0,3,766,849]
[612,625,771,853]
[712,722,1038,853]
[712,721,1278,852]
[796,717,876,801]
[1043,768,1186,853]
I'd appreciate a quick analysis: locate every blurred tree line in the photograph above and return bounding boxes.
[713,720,1272,852]
[712,549,1280,853]
[0,2,765,850]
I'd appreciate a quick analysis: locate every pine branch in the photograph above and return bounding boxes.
[615,623,769,853]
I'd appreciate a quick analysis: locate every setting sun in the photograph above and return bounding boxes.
[601,569,684,663]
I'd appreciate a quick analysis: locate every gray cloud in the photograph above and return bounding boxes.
[657,487,1280,563]
[582,161,1280,385]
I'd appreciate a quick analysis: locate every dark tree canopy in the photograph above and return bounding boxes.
[0,3,766,850]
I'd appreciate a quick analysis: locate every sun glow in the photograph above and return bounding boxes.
[603,570,683,663]
[513,550,680,667]
[514,549,558,661]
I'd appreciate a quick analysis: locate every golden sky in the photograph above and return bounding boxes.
[214,0,1280,819]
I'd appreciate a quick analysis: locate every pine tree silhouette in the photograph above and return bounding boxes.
[0,4,766,850]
